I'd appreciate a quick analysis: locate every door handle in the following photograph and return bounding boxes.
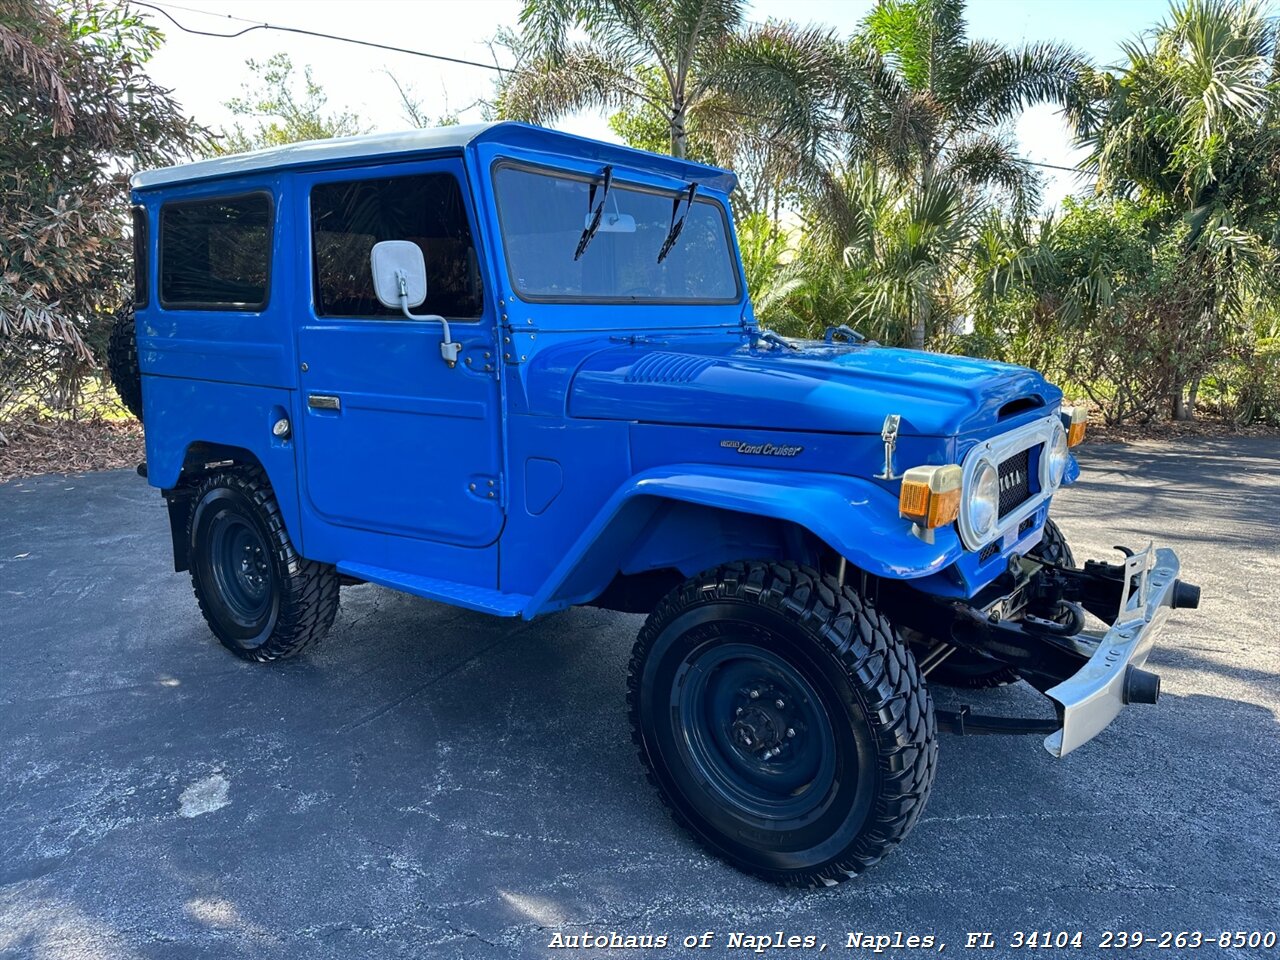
[307,394,341,411]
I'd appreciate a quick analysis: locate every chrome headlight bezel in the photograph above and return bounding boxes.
[967,459,1000,539]
[957,413,1063,550]
[1046,421,1070,488]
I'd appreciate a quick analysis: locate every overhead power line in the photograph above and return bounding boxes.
[133,1,512,73]
[133,0,1094,177]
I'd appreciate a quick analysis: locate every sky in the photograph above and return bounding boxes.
[138,0,1181,210]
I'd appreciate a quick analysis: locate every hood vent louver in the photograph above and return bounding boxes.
[625,352,717,384]
[997,395,1045,420]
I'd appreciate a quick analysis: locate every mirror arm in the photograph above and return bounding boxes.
[395,269,461,368]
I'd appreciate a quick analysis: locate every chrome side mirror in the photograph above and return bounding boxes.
[370,240,427,308]
[369,240,460,368]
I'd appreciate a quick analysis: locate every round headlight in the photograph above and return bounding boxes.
[1047,422,1069,487]
[968,460,999,538]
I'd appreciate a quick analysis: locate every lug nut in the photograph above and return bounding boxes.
[775,699,785,709]
[749,689,759,699]
[786,728,795,738]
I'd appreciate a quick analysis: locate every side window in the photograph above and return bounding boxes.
[310,173,483,319]
[159,193,272,310]
[131,206,149,308]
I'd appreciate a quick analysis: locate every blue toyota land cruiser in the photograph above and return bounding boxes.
[113,122,1200,886]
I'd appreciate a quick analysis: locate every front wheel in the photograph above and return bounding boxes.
[628,561,937,886]
[188,466,338,662]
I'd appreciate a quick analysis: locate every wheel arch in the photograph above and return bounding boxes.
[524,465,965,617]
[160,441,299,573]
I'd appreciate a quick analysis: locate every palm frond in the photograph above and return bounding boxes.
[496,43,648,123]
[698,22,840,155]
[944,133,1043,216]
[951,40,1086,130]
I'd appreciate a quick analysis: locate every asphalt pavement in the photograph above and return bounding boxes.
[1,438,1277,959]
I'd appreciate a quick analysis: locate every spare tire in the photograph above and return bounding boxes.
[106,302,143,422]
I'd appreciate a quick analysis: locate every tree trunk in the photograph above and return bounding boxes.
[1171,378,1191,421]
[670,104,687,159]
[910,320,926,350]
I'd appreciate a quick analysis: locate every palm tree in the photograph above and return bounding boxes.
[819,0,1086,347]
[497,0,838,162]
[1079,0,1279,418]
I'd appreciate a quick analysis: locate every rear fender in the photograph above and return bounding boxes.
[143,377,302,567]
[523,464,963,617]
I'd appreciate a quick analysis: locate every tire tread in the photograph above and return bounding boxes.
[188,466,338,662]
[627,560,937,887]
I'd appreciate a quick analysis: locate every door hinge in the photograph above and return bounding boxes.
[468,474,502,502]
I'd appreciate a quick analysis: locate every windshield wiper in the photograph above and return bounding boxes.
[657,182,698,263]
[573,165,613,261]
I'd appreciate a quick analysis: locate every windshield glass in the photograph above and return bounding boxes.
[493,165,740,303]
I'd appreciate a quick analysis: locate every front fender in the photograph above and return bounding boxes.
[523,464,963,617]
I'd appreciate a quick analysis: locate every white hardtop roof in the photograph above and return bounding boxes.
[131,122,498,190]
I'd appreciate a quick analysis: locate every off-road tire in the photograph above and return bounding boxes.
[1027,516,1075,568]
[188,466,338,662]
[927,518,1076,689]
[628,560,937,887]
[106,302,144,422]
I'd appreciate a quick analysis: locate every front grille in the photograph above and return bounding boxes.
[997,448,1033,518]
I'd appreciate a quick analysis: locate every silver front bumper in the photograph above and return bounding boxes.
[1043,544,1181,757]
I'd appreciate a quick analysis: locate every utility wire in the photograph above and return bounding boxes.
[133,0,1094,176]
[133,0,512,73]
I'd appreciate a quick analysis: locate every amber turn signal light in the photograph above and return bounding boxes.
[1061,406,1087,447]
[899,464,963,529]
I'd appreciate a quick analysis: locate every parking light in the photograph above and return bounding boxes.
[899,464,963,541]
[1061,406,1087,447]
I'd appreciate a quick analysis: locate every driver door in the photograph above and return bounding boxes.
[293,158,503,550]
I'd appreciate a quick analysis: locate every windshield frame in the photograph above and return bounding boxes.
[489,159,743,306]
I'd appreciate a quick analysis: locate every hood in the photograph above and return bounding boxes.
[567,339,1060,437]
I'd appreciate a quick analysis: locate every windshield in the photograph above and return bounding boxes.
[493,165,740,303]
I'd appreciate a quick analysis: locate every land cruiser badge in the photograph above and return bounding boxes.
[720,439,804,457]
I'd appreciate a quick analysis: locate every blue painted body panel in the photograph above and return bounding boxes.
[132,121,1080,619]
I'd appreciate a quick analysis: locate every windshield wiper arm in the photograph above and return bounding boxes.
[657,182,698,263]
[573,165,613,261]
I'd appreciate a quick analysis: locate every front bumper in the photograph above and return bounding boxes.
[1044,544,1186,757]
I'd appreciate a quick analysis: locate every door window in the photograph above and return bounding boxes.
[310,173,483,320]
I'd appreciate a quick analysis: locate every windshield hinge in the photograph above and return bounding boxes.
[499,314,539,365]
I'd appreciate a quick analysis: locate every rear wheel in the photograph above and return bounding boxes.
[188,466,338,661]
[926,518,1076,689]
[628,561,937,886]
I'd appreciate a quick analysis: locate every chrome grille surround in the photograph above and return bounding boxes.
[957,413,1062,551]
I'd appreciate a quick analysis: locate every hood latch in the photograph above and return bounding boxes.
[875,414,902,480]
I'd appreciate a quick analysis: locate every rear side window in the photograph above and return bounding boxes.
[310,173,483,319]
[159,193,272,310]
[131,206,149,308]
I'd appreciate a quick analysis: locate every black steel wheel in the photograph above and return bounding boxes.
[628,561,937,887]
[188,466,338,662]
[927,518,1076,689]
